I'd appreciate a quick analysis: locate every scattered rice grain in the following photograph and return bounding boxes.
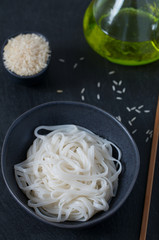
[138,105,144,109]
[108,70,115,75]
[126,107,131,112]
[81,88,85,94]
[117,90,122,94]
[56,89,63,93]
[97,82,101,88]
[119,80,122,86]
[113,80,118,85]
[58,58,65,63]
[79,57,85,61]
[122,88,126,93]
[146,129,150,134]
[116,97,122,100]
[132,129,137,134]
[112,85,116,91]
[131,117,136,122]
[73,63,78,69]
[145,137,149,143]
[97,94,100,100]
[131,107,136,110]
[128,121,132,126]
[116,116,121,122]
[81,95,85,101]
[144,110,150,113]
[135,109,141,113]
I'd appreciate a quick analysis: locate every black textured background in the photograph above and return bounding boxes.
[0,0,159,239]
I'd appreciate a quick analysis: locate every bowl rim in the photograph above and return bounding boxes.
[1,101,140,228]
[1,31,51,79]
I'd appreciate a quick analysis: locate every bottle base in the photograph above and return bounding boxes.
[83,1,159,66]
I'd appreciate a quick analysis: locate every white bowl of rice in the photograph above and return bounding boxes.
[2,32,51,85]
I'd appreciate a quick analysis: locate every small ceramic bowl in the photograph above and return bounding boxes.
[1,101,140,228]
[1,31,51,86]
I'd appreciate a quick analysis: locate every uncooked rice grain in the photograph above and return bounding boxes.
[112,85,116,91]
[116,97,122,100]
[79,57,85,61]
[126,107,131,112]
[132,129,137,134]
[122,88,126,93]
[73,63,78,69]
[113,80,118,85]
[119,80,122,86]
[81,95,85,101]
[145,137,149,142]
[56,90,63,93]
[97,82,101,88]
[97,94,100,100]
[81,88,85,94]
[58,58,65,63]
[108,70,115,75]
[117,90,122,94]
[131,117,136,122]
[135,109,141,113]
[138,105,144,109]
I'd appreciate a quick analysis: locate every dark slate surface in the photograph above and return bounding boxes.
[0,0,158,239]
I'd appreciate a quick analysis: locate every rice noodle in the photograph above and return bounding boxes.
[14,125,122,222]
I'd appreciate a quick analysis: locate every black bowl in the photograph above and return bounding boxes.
[1,101,140,228]
[1,31,51,86]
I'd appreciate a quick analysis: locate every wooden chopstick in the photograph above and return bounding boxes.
[139,96,159,240]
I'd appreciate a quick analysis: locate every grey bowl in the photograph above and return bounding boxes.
[1,101,140,228]
[1,31,51,86]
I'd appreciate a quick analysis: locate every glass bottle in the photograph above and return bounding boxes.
[83,0,159,65]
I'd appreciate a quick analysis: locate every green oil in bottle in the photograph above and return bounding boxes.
[83,1,159,66]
